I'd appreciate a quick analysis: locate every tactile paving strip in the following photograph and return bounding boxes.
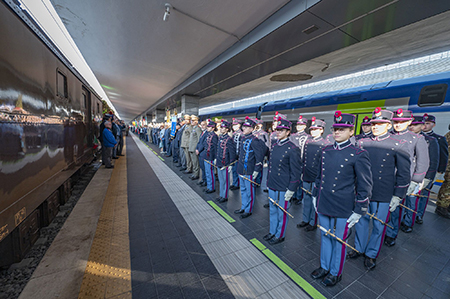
[78,145,131,299]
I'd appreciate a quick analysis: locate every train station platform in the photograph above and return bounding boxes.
[19,134,450,299]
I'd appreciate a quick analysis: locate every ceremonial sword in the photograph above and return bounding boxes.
[239,175,260,186]
[366,212,393,229]
[268,197,294,218]
[317,224,360,253]
[220,160,237,170]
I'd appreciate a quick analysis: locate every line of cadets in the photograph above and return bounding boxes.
[177,108,448,287]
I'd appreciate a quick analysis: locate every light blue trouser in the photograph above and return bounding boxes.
[417,189,431,218]
[302,182,316,225]
[217,167,230,199]
[318,214,349,277]
[255,171,262,185]
[404,193,421,227]
[294,181,303,201]
[355,201,390,259]
[386,198,405,239]
[239,175,255,213]
[204,161,215,191]
[268,190,289,239]
[231,163,239,187]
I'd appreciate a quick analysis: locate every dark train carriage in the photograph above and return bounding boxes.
[0,1,101,266]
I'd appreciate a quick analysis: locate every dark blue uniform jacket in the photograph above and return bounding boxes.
[198,131,218,161]
[302,136,329,182]
[237,133,266,175]
[422,133,439,180]
[267,138,302,192]
[313,140,372,218]
[424,130,448,173]
[215,134,236,167]
[358,133,411,202]
[173,125,185,149]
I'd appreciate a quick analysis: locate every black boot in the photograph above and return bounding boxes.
[321,273,342,287]
[311,267,328,279]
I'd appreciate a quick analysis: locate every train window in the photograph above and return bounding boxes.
[57,71,67,98]
[82,91,87,109]
[418,84,447,107]
[97,103,100,114]
[337,94,361,103]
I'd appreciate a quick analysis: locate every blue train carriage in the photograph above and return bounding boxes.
[202,71,450,192]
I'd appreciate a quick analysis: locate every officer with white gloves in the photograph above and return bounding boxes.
[311,111,372,287]
[263,118,302,245]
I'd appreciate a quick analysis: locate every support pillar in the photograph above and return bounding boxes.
[181,95,199,116]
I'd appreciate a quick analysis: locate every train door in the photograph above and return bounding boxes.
[354,113,372,135]
[82,87,93,148]
[337,100,386,135]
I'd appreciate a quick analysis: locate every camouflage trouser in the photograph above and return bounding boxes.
[437,172,450,208]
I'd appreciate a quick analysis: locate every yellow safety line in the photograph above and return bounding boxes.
[79,144,131,299]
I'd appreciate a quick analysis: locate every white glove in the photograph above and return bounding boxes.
[421,178,431,190]
[228,166,232,173]
[214,159,217,165]
[312,196,317,212]
[389,196,402,212]
[346,212,362,229]
[284,190,295,202]
[252,171,259,178]
[406,181,418,196]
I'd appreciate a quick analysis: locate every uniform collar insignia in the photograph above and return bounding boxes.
[333,140,351,150]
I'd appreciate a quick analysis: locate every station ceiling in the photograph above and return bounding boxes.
[50,0,450,121]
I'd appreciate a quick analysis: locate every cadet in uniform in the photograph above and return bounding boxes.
[215,120,236,203]
[404,115,439,228]
[230,118,243,190]
[385,109,429,246]
[350,108,410,270]
[355,116,372,140]
[235,117,266,218]
[200,120,218,193]
[264,118,302,245]
[253,119,270,185]
[269,112,279,147]
[311,111,372,287]
[423,114,450,218]
[290,115,309,205]
[188,115,202,180]
[297,117,329,231]
[180,115,192,172]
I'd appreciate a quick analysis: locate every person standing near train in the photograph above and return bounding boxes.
[384,109,429,247]
[264,117,302,245]
[355,116,372,140]
[311,111,372,287]
[235,117,266,218]
[199,120,218,193]
[214,120,236,203]
[349,108,410,270]
[180,115,192,172]
[290,115,309,205]
[297,117,329,231]
[252,119,270,186]
[404,115,439,229]
[230,118,243,190]
[423,114,450,218]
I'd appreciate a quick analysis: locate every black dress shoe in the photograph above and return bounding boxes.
[364,256,377,270]
[321,273,342,287]
[311,267,329,279]
[197,181,205,185]
[180,167,187,171]
[205,189,215,194]
[215,197,223,201]
[346,251,361,259]
[118,154,124,156]
[263,189,268,193]
[269,237,285,245]
[240,212,252,219]
[415,215,423,224]
[230,185,239,190]
[297,221,308,228]
[190,175,199,180]
[201,182,207,187]
[218,197,228,203]
[263,203,269,208]
[305,224,317,232]
[105,166,114,169]
[112,157,119,159]
[175,164,182,167]
[384,236,396,247]
[234,209,244,214]
[263,233,274,241]
[401,225,413,233]
[184,170,192,174]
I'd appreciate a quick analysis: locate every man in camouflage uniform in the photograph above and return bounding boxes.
[436,129,450,218]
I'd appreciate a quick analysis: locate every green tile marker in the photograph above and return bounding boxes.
[207,201,236,223]
[250,238,326,299]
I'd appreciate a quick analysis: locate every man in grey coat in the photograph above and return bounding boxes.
[189,115,202,180]
[181,115,192,172]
